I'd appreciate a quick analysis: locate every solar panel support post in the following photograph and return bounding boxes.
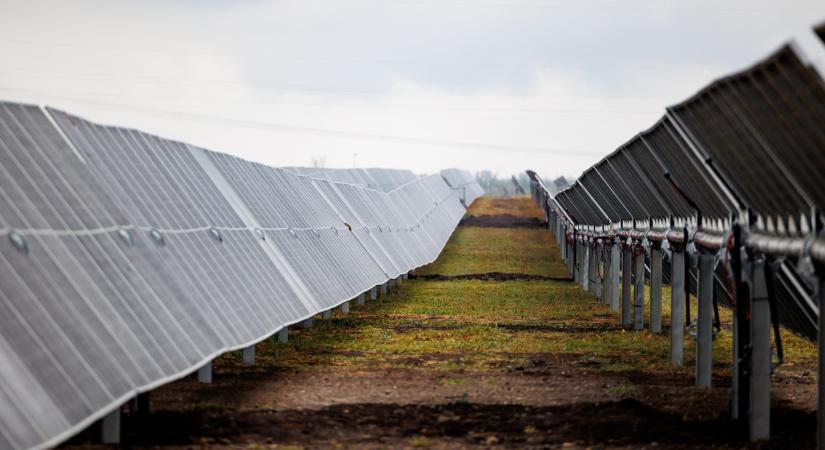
[750,255,771,441]
[572,237,579,284]
[609,238,622,312]
[100,407,120,444]
[670,247,685,366]
[622,242,633,326]
[594,241,603,300]
[341,301,350,314]
[569,235,575,276]
[381,282,388,297]
[322,310,332,320]
[591,241,599,298]
[570,238,576,281]
[242,345,255,366]
[582,240,590,292]
[197,361,213,384]
[696,252,714,388]
[818,270,825,450]
[302,317,314,329]
[650,245,663,334]
[370,286,378,301]
[277,327,289,343]
[581,239,587,290]
[633,244,645,331]
[129,393,150,415]
[557,219,563,250]
[602,242,611,305]
[731,221,750,422]
[587,239,596,297]
[402,273,408,280]
[573,230,579,283]
[357,293,366,305]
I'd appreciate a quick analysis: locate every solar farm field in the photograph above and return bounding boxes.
[63,196,818,449]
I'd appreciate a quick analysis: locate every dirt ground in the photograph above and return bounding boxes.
[63,196,818,449]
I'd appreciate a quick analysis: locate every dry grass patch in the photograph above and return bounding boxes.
[466,196,544,219]
[416,227,569,277]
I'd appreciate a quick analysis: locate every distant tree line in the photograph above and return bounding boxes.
[474,171,570,196]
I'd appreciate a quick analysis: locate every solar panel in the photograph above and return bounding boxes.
[639,118,734,220]
[531,42,825,343]
[0,101,484,450]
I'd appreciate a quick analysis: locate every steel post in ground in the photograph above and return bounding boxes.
[634,248,645,330]
[650,247,663,334]
[696,253,714,388]
[670,249,685,366]
[750,256,771,441]
[622,244,633,326]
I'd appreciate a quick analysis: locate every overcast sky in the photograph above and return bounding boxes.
[0,0,823,180]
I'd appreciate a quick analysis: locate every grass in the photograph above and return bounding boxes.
[415,227,570,278]
[466,196,545,219]
[213,195,815,386]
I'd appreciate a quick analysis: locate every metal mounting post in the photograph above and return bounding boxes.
[357,293,366,305]
[634,247,645,330]
[650,245,663,334]
[583,241,588,291]
[277,327,289,343]
[592,243,601,298]
[129,392,150,415]
[197,360,213,384]
[731,222,750,422]
[750,255,771,441]
[611,240,620,312]
[601,243,610,304]
[622,243,633,326]
[670,249,685,365]
[100,407,120,444]
[696,253,714,388]
[818,272,825,450]
[242,345,255,366]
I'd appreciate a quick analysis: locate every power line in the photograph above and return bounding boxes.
[0,69,671,101]
[0,39,723,71]
[344,0,822,12]
[5,92,605,157]
[0,85,661,115]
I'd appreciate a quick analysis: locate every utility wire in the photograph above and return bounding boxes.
[0,40,722,71]
[0,69,670,101]
[0,85,660,115]
[342,0,822,12]
[3,92,605,157]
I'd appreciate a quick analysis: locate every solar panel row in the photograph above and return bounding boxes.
[553,45,825,235]
[440,168,485,206]
[528,42,825,340]
[283,167,419,193]
[0,101,482,450]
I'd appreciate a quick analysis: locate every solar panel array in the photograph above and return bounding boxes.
[439,168,485,206]
[530,43,825,341]
[526,37,825,443]
[0,101,481,450]
[283,167,419,193]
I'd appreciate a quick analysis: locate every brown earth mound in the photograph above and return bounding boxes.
[460,214,548,228]
[409,272,572,282]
